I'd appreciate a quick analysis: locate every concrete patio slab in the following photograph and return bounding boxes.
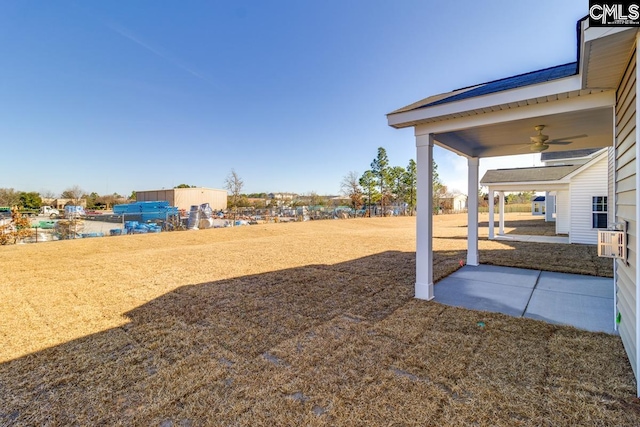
[536,271,612,298]
[435,277,534,317]
[524,289,614,334]
[434,265,615,334]
[447,264,539,288]
[493,234,570,244]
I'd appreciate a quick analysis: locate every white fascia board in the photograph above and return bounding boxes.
[483,182,570,192]
[388,75,582,128]
[414,90,616,136]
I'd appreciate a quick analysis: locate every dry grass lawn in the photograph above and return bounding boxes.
[0,213,635,426]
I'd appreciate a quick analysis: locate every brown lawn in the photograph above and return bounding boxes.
[0,213,635,426]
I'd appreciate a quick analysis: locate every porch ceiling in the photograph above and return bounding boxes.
[432,106,613,158]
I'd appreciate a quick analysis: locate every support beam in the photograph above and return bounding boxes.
[415,134,434,300]
[499,191,505,235]
[467,157,479,266]
[488,188,495,239]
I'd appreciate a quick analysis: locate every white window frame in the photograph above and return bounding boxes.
[592,196,608,229]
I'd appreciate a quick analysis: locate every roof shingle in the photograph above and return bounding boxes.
[480,164,581,184]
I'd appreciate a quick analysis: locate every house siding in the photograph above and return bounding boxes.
[615,47,637,378]
[569,155,608,244]
[555,190,570,234]
[609,146,615,225]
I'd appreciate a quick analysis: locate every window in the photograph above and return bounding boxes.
[592,196,608,228]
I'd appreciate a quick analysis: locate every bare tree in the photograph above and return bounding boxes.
[224,169,244,222]
[40,189,57,205]
[341,171,363,211]
[60,185,85,206]
[0,188,21,207]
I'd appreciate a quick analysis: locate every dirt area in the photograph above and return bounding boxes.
[0,214,634,426]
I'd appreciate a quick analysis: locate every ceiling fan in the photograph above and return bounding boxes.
[526,125,587,152]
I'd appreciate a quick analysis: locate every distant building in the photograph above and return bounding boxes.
[43,198,87,209]
[135,187,227,212]
[531,196,545,216]
[438,193,468,213]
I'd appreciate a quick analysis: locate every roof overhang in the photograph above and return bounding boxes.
[581,20,638,90]
[387,17,636,159]
[481,148,608,192]
[484,182,570,192]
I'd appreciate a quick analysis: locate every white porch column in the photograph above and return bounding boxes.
[545,191,551,222]
[488,188,495,239]
[467,157,479,266]
[498,191,505,235]
[415,134,434,300]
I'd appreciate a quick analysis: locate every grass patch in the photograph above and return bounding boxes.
[0,214,632,425]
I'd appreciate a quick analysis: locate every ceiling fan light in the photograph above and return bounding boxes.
[531,144,549,152]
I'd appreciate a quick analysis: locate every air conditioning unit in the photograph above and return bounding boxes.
[597,222,627,260]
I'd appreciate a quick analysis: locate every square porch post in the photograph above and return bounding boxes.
[488,187,495,239]
[499,191,505,235]
[415,134,434,300]
[467,157,479,266]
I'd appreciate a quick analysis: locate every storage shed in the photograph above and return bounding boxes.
[135,187,227,212]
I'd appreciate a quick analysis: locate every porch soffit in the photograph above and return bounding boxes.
[582,24,638,90]
[386,20,636,160]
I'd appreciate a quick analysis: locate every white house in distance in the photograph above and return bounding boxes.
[531,196,545,216]
[480,148,609,244]
[387,17,640,394]
[437,192,468,213]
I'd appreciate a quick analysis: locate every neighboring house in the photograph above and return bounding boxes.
[480,148,609,244]
[438,193,467,213]
[531,196,545,216]
[386,17,640,393]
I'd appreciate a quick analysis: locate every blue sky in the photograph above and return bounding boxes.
[1,0,586,197]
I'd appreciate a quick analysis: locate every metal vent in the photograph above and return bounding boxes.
[597,223,627,260]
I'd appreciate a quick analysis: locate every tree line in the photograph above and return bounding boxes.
[0,186,130,210]
[340,147,446,216]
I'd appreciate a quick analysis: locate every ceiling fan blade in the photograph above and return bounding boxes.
[547,134,588,143]
[546,141,573,145]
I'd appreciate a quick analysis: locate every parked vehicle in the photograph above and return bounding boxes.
[64,205,85,219]
[40,206,61,219]
[0,206,39,218]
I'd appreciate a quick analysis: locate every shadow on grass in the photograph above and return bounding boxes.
[0,249,626,426]
[477,216,558,236]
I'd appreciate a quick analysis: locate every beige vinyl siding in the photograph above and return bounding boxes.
[615,47,637,377]
[569,155,609,244]
[609,147,615,225]
[555,190,570,234]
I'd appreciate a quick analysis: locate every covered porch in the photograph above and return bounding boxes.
[387,18,627,302]
[387,14,640,396]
